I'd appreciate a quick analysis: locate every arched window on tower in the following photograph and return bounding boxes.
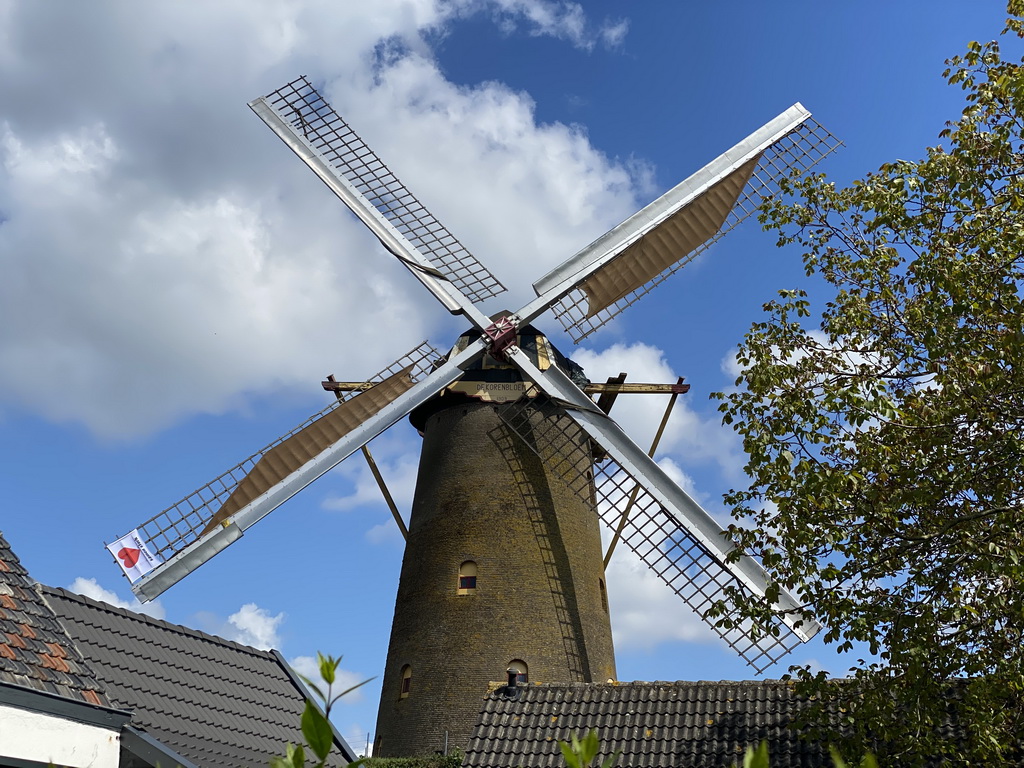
[458,561,478,594]
[599,578,608,612]
[400,665,412,699]
[508,659,528,684]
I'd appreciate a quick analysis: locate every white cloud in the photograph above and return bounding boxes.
[323,446,419,516]
[600,18,630,48]
[574,342,746,484]
[346,725,375,757]
[192,602,285,649]
[288,655,369,705]
[480,1,629,51]
[605,545,719,651]
[594,440,736,653]
[68,577,166,620]
[226,603,285,649]
[322,434,420,544]
[0,3,644,440]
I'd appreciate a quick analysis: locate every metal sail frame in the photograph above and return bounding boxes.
[524,105,841,340]
[109,77,838,666]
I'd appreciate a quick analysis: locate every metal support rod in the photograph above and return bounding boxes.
[361,445,408,540]
[603,377,684,568]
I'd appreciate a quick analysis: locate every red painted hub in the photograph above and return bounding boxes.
[483,315,519,361]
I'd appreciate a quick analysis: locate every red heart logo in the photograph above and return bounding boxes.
[117,547,141,568]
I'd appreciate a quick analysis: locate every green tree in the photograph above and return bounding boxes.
[714,5,1024,765]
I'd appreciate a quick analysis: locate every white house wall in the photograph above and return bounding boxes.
[0,701,120,768]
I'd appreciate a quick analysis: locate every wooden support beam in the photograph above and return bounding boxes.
[322,378,689,396]
[595,372,627,415]
[603,376,685,569]
[361,446,408,541]
[325,375,408,540]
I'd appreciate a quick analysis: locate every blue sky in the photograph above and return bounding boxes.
[0,0,1013,752]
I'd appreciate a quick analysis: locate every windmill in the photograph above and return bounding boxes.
[106,76,840,757]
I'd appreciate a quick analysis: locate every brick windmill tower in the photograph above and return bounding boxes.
[107,77,838,756]
[373,323,617,756]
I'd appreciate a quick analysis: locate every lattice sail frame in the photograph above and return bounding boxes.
[549,117,841,343]
[127,342,440,564]
[495,395,805,671]
[261,76,505,304]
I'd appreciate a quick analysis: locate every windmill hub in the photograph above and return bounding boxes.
[414,322,588,417]
[481,311,519,361]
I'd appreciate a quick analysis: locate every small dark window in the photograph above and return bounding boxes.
[400,665,412,698]
[458,561,478,594]
[508,659,528,684]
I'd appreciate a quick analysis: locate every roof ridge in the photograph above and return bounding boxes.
[39,584,278,660]
[497,679,791,687]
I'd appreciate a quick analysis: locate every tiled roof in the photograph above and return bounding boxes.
[0,532,110,707]
[42,585,352,768]
[463,680,833,768]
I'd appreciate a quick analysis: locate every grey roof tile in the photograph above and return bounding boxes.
[0,531,111,707]
[41,584,353,768]
[463,681,831,768]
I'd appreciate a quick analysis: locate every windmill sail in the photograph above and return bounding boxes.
[500,346,819,670]
[591,458,810,671]
[111,341,456,601]
[199,366,418,536]
[578,155,759,315]
[528,105,841,342]
[250,76,504,314]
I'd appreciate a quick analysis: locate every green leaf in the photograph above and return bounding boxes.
[301,700,334,762]
[286,742,305,768]
[580,730,600,763]
[829,746,848,768]
[742,741,770,768]
[318,652,338,685]
[297,673,326,703]
[559,740,582,768]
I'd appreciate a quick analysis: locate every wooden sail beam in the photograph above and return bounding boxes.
[322,378,689,396]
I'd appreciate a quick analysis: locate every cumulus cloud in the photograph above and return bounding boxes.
[479,0,627,50]
[226,603,285,649]
[193,602,285,649]
[598,454,730,652]
[574,342,746,485]
[288,654,370,705]
[323,445,419,516]
[0,2,645,439]
[605,546,720,651]
[69,577,166,620]
[322,433,420,544]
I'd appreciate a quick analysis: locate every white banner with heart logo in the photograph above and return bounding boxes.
[106,530,162,583]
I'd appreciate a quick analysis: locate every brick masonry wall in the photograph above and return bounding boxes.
[374,400,616,757]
